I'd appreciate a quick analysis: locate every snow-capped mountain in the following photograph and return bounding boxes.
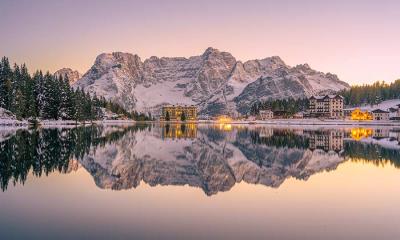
[54,68,82,85]
[73,48,350,116]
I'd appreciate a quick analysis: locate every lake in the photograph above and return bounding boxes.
[1,123,400,239]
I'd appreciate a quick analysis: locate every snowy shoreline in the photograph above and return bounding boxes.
[1,118,400,127]
[0,119,137,127]
[227,119,400,126]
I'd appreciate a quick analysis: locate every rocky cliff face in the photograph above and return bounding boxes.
[54,68,82,85]
[73,48,350,116]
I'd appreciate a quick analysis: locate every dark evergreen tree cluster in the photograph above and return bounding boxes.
[0,57,135,121]
[344,141,400,168]
[249,129,310,149]
[249,98,308,116]
[130,111,153,121]
[339,80,400,106]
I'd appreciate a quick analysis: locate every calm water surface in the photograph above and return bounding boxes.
[1,124,400,239]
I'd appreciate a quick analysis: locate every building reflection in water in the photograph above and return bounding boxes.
[373,128,390,139]
[161,123,197,139]
[349,127,396,141]
[218,123,232,132]
[307,130,344,153]
[350,128,373,141]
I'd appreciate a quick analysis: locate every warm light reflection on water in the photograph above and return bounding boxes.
[350,127,373,141]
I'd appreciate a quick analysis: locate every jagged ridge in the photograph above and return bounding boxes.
[71,48,350,116]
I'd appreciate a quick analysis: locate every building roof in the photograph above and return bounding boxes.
[309,94,343,100]
[371,109,389,113]
[389,107,398,112]
[259,109,273,112]
[163,104,197,108]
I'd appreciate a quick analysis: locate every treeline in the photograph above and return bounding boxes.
[250,98,308,116]
[0,57,151,121]
[339,80,400,106]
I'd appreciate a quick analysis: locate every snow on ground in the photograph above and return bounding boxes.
[357,137,400,150]
[133,80,195,113]
[345,99,400,111]
[0,107,16,120]
[226,77,253,101]
[307,74,347,93]
[214,119,400,126]
[0,126,26,142]
[0,107,28,126]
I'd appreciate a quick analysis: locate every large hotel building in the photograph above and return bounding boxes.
[160,105,197,121]
[309,95,344,119]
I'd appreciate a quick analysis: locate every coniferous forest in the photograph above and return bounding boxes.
[339,80,400,106]
[249,98,309,116]
[0,57,151,121]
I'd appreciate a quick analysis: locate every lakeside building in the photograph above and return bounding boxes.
[293,112,304,119]
[350,109,373,121]
[259,110,274,120]
[160,105,197,121]
[389,104,400,120]
[371,109,390,121]
[308,95,344,119]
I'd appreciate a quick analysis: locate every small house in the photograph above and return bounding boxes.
[259,110,274,120]
[371,109,390,121]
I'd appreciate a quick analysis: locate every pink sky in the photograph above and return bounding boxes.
[1,0,399,85]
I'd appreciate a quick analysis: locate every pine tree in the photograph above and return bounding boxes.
[33,71,44,117]
[23,66,37,119]
[74,88,86,122]
[0,57,13,109]
[59,75,75,120]
[41,72,61,119]
[11,64,26,119]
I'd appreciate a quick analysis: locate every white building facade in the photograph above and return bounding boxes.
[309,95,344,119]
[371,109,390,121]
[259,110,274,120]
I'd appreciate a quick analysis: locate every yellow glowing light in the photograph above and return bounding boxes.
[217,115,232,124]
[218,123,232,131]
[351,128,373,141]
[351,109,373,121]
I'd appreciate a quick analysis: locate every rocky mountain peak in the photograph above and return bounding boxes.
[202,47,220,57]
[54,68,82,85]
[73,48,350,116]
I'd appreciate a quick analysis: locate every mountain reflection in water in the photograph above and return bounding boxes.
[1,124,399,195]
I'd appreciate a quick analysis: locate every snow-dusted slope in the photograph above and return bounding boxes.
[345,99,400,112]
[54,68,82,85]
[73,48,350,116]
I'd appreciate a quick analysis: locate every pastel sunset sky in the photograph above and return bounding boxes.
[1,0,399,85]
